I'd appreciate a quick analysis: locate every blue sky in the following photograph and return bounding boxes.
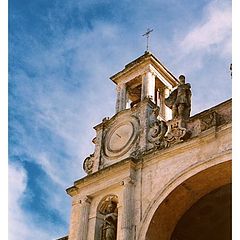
[8,0,231,239]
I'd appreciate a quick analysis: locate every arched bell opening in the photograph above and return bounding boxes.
[145,161,231,240]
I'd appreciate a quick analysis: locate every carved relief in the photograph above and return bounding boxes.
[165,119,191,146]
[200,111,219,131]
[83,154,94,174]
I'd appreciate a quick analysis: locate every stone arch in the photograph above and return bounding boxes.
[95,194,119,240]
[138,159,231,240]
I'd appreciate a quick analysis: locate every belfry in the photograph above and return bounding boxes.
[58,51,232,240]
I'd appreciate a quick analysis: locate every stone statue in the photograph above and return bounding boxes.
[165,75,191,120]
[101,202,118,240]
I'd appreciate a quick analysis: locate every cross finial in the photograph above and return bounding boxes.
[142,28,153,52]
[230,63,232,78]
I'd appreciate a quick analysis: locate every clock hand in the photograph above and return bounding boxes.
[116,133,122,138]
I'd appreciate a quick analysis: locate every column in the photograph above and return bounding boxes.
[141,70,155,102]
[68,196,92,240]
[121,177,135,240]
[116,83,127,113]
[164,88,172,121]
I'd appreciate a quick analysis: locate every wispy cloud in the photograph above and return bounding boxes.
[174,0,231,72]
[181,1,231,53]
[9,162,58,240]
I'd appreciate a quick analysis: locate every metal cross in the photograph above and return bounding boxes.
[142,28,153,52]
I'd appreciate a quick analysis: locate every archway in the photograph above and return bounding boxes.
[145,161,231,240]
[171,183,231,240]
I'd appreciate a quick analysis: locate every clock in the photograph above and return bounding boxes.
[104,117,139,159]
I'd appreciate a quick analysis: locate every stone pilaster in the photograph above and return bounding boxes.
[121,177,135,240]
[68,196,92,240]
[116,85,121,113]
[92,124,104,172]
[138,99,155,152]
[116,83,127,113]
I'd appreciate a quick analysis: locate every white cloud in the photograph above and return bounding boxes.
[179,0,231,59]
[9,163,57,240]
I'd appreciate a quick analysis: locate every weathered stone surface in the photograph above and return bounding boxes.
[63,52,231,240]
[66,99,231,240]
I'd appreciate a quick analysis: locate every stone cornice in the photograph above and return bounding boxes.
[110,52,179,87]
[66,158,137,196]
[189,98,232,122]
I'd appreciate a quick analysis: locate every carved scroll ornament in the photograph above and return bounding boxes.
[147,107,168,147]
[83,154,94,174]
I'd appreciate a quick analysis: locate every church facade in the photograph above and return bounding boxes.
[59,52,231,240]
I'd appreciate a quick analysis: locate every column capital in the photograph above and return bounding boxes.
[72,196,92,206]
[79,196,92,205]
[121,177,135,186]
[142,65,156,76]
[119,82,126,87]
[116,85,121,91]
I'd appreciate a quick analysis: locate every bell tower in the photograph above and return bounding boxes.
[112,51,178,121]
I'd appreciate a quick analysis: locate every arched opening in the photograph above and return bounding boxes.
[95,195,118,240]
[145,161,231,240]
[171,183,231,240]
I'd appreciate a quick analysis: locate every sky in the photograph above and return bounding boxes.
[8,0,232,239]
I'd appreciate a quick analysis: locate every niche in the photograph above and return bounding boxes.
[95,195,118,240]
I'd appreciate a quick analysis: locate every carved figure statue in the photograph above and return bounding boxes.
[101,202,118,240]
[165,75,191,120]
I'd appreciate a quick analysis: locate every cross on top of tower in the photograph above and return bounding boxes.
[142,28,153,52]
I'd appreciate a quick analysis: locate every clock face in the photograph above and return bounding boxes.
[108,122,134,153]
[104,117,139,159]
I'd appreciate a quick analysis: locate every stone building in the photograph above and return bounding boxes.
[58,51,231,240]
